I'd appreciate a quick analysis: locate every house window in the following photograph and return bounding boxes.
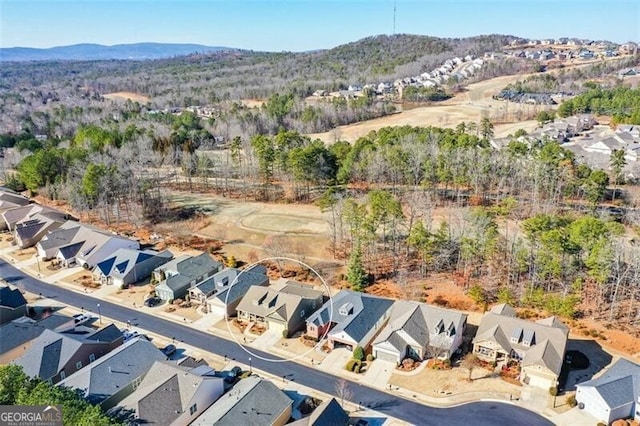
[60,370,66,380]
[189,403,197,415]
[89,353,96,363]
[300,310,305,318]
[75,361,82,370]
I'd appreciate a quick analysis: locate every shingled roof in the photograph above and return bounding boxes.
[306,290,394,348]
[191,377,292,426]
[578,358,640,410]
[473,304,568,375]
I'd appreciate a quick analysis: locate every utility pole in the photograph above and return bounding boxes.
[393,0,397,35]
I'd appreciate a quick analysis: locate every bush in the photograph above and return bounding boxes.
[566,395,577,407]
[589,329,599,337]
[354,363,362,374]
[366,354,374,362]
[346,360,356,372]
[549,386,558,396]
[282,329,289,338]
[168,299,174,305]
[353,346,365,361]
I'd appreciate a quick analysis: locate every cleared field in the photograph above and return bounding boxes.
[103,92,150,102]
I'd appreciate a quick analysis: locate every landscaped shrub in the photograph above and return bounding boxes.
[366,354,374,362]
[566,395,577,407]
[549,386,558,396]
[346,360,356,372]
[354,363,362,374]
[168,299,174,305]
[353,346,365,361]
[282,329,289,338]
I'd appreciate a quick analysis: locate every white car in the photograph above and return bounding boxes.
[122,329,140,341]
[73,313,95,324]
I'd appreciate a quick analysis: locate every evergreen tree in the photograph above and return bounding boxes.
[346,243,368,291]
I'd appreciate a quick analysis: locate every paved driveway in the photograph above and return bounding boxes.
[363,359,395,389]
[564,338,614,391]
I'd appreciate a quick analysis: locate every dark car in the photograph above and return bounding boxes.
[144,297,162,307]
[161,344,176,357]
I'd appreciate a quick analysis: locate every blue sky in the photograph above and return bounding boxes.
[1,0,638,51]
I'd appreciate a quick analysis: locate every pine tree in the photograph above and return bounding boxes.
[347,243,368,291]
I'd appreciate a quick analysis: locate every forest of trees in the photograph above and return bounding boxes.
[557,86,640,124]
[5,120,640,330]
[0,365,120,425]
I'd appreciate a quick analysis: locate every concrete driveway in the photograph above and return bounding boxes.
[564,338,614,391]
[319,347,352,374]
[362,359,395,389]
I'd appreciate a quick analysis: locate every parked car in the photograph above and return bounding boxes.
[144,297,163,307]
[161,344,176,357]
[73,313,94,324]
[123,329,142,342]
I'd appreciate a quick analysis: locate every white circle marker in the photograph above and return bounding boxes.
[224,257,334,363]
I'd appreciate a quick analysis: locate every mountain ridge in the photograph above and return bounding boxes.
[0,42,235,62]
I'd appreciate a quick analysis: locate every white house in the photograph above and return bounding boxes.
[576,358,640,425]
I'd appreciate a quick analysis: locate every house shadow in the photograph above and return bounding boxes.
[560,338,613,392]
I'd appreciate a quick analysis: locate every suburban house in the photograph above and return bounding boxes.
[576,358,640,425]
[2,204,69,233]
[191,376,293,426]
[236,282,324,336]
[58,337,166,409]
[111,361,225,425]
[0,191,30,220]
[372,301,467,364]
[289,398,350,426]
[12,324,123,384]
[0,314,79,364]
[188,264,269,316]
[0,284,28,325]
[36,221,140,268]
[472,304,569,389]
[305,290,394,351]
[153,252,222,301]
[13,210,71,248]
[94,248,174,287]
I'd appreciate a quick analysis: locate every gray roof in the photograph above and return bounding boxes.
[0,285,27,308]
[0,314,74,356]
[192,377,292,426]
[236,284,323,322]
[84,324,124,343]
[197,266,268,305]
[155,252,221,292]
[306,398,349,426]
[3,204,65,229]
[578,358,640,410]
[58,338,166,405]
[490,303,517,317]
[95,248,173,280]
[373,300,467,354]
[12,329,84,380]
[473,305,568,375]
[306,290,394,347]
[0,192,30,207]
[113,360,223,425]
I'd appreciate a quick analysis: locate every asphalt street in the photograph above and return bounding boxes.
[0,259,553,426]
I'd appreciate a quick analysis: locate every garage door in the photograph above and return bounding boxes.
[374,348,399,363]
[525,373,553,389]
[268,321,286,334]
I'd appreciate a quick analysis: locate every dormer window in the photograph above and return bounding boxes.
[338,303,354,316]
[511,327,523,344]
[434,319,444,334]
[522,329,535,347]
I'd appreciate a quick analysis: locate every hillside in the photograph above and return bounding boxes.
[0,42,233,62]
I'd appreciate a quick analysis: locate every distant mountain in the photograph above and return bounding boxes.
[0,42,234,62]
